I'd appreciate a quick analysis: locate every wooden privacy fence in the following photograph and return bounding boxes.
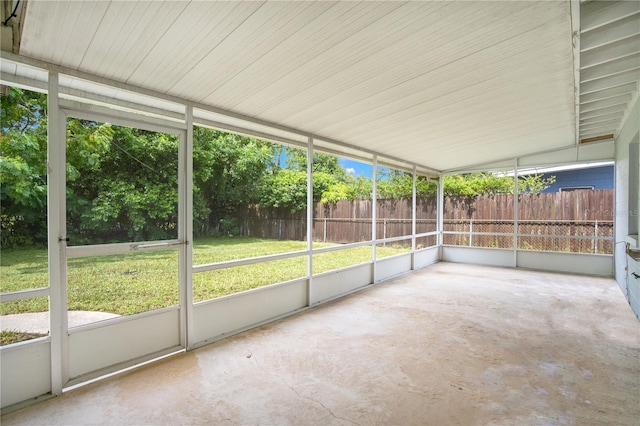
[239,190,614,254]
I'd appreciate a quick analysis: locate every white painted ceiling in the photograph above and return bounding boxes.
[12,1,632,172]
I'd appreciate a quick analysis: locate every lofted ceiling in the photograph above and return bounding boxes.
[4,1,637,172]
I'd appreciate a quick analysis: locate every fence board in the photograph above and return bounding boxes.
[238,190,614,253]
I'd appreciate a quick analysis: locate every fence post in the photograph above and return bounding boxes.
[469,218,473,247]
[383,219,387,246]
[323,217,327,243]
[594,219,598,254]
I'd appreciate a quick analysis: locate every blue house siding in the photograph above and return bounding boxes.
[540,165,614,193]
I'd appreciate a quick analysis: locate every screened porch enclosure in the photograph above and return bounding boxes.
[1,0,638,415]
[0,59,616,410]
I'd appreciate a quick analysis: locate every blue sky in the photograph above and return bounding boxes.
[339,158,373,178]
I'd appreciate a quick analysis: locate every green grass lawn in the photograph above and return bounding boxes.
[1,237,408,316]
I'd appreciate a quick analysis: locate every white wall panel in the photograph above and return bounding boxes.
[1,340,51,408]
[310,264,373,305]
[376,253,412,282]
[517,251,613,277]
[442,246,514,268]
[193,280,307,345]
[414,247,439,269]
[68,309,180,379]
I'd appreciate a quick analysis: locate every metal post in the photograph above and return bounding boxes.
[182,106,194,350]
[437,175,444,258]
[594,219,599,254]
[372,155,378,282]
[48,71,68,395]
[411,165,417,269]
[469,218,473,247]
[514,158,519,267]
[306,137,313,305]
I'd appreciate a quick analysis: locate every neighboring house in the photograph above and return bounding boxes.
[520,163,614,193]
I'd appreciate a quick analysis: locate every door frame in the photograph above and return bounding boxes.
[51,95,192,389]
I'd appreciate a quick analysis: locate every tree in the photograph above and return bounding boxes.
[1,88,48,246]
[442,173,554,196]
[193,127,274,235]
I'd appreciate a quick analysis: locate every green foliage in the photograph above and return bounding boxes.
[347,175,373,200]
[259,150,354,211]
[518,173,556,194]
[442,173,555,196]
[1,88,48,247]
[66,124,179,244]
[193,127,274,235]
[259,169,308,212]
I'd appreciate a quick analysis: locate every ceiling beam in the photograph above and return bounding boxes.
[580,103,627,119]
[580,128,617,139]
[579,82,638,103]
[580,118,620,132]
[581,14,640,51]
[581,1,640,32]
[580,111,624,125]
[580,69,640,94]
[580,53,640,82]
[580,36,640,69]
[579,94,631,112]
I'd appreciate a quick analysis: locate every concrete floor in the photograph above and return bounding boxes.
[2,262,639,425]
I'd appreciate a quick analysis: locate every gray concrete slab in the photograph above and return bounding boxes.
[2,262,639,425]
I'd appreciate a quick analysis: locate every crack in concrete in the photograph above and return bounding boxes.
[251,352,359,425]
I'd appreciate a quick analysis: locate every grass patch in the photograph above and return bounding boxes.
[0,246,48,293]
[1,237,407,316]
[0,330,47,346]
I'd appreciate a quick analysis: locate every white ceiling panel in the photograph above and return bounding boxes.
[14,0,626,171]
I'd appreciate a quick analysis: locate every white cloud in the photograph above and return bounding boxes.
[346,167,356,174]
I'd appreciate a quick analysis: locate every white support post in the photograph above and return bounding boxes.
[437,175,445,259]
[48,71,68,395]
[181,106,194,350]
[513,158,519,267]
[372,156,378,282]
[306,137,313,305]
[411,166,417,269]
